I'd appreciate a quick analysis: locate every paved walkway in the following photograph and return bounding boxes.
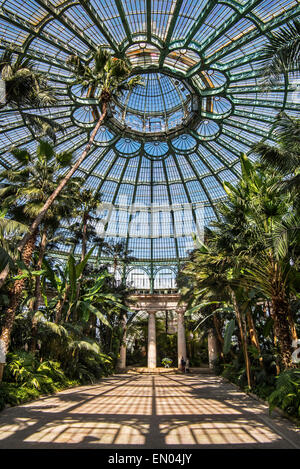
[0,372,299,449]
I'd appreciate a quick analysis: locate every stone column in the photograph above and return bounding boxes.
[147,311,156,368]
[208,328,219,369]
[118,336,127,370]
[117,313,127,370]
[177,308,187,368]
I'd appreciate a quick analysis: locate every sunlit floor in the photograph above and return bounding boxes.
[0,372,299,449]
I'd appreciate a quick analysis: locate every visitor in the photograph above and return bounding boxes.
[185,359,190,373]
[180,356,186,373]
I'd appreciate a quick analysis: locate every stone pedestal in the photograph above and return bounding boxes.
[177,309,187,368]
[147,311,156,368]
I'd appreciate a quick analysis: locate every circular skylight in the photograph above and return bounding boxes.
[113,72,193,135]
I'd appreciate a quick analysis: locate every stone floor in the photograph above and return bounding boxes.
[0,372,299,449]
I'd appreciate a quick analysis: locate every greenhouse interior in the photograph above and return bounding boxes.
[0,0,299,451]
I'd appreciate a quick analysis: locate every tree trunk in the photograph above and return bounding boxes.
[30,228,48,353]
[246,309,264,368]
[81,211,88,263]
[74,211,89,318]
[272,296,293,369]
[287,310,298,343]
[55,285,70,324]
[0,263,10,289]
[231,290,252,389]
[0,231,37,382]
[213,313,224,359]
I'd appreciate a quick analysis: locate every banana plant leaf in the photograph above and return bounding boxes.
[223,319,236,354]
[0,246,14,271]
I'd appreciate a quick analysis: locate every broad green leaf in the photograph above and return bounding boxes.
[87,303,111,328]
[263,317,274,338]
[223,181,238,198]
[223,319,236,354]
[75,246,95,278]
[68,254,77,301]
[0,246,14,271]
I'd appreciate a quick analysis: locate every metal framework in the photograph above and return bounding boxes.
[0,0,299,274]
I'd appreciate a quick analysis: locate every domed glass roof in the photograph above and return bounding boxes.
[114,72,192,134]
[0,0,298,267]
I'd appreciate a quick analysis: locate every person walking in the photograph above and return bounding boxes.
[180,356,186,373]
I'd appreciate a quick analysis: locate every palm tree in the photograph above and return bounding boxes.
[218,154,298,368]
[243,235,298,369]
[252,112,300,197]
[182,239,253,387]
[101,240,136,281]
[180,153,298,376]
[17,47,143,258]
[0,47,62,140]
[0,141,81,380]
[258,19,300,87]
[69,189,102,263]
[0,211,28,287]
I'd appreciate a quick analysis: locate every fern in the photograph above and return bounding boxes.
[269,369,300,417]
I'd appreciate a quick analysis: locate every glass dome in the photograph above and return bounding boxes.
[0,0,298,268]
[113,72,193,135]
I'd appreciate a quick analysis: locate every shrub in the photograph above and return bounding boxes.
[268,369,300,418]
[0,351,80,410]
[162,357,173,368]
[0,383,40,411]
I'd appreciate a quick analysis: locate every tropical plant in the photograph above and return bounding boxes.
[42,248,127,328]
[252,112,300,197]
[0,211,28,286]
[179,153,299,389]
[0,141,82,380]
[268,369,300,417]
[258,19,300,87]
[0,47,62,140]
[68,189,102,261]
[162,357,173,368]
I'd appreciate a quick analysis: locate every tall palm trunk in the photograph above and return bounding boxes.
[30,227,48,353]
[213,312,224,359]
[74,210,89,321]
[55,285,69,324]
[16,103,108,262]
[0,263,10,289]
[81,211,88,263]
[246,309,264,368]
[287,310,298,343]
[0,231,37,382]
[272,296,293,369]
[230,289,252,388]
